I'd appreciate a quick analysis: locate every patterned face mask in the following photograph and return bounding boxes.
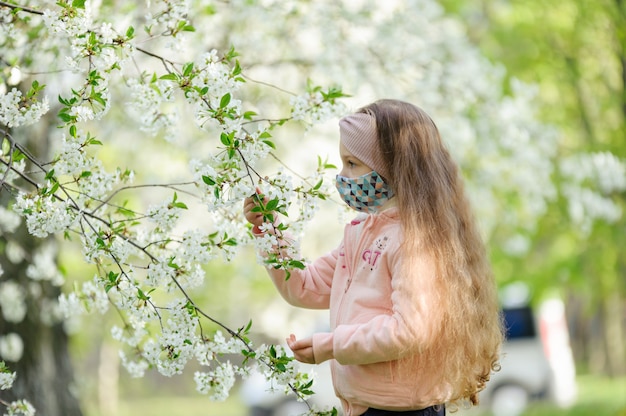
[335,171,394,213]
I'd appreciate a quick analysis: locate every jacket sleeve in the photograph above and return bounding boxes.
[314,245,442,365]
[263,238,339,310]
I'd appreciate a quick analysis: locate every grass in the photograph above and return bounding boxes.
[85,374,626,416]
[116,396,246,416]
[519,374,626,416]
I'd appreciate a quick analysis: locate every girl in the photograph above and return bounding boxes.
[243,99,503,416]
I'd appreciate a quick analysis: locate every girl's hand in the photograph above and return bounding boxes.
[243,192,264,228]
[286,334,315,364]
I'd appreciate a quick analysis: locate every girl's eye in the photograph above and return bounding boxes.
[348,161,356,168]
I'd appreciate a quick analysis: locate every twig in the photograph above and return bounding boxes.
[0,0,43,15]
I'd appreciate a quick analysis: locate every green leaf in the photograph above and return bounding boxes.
[243,111,257,120]
[262,139,275,149]
[171,192,188,209]
[220,93,231,109]
[223,238,237,246]
[160,73,179,81]
[220,132,232,146]
[48,181,59,195]
[265,198,279,211]
[1,138,10,156]
[288,260,306,270]
[126,26,135,38]
[202,175,216,186]
[72,0,86,8]
[232,60,242,76]
[224,45,239,61]
[137,288,150,301]
[183,62,194,77]
[58,112,72,123]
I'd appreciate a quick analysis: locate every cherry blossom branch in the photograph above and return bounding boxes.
[0,1,43,15]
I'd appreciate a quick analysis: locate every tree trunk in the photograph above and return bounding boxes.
[1,100,83,414]
[0,219,84,416]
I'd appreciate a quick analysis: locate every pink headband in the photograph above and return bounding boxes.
[339,112,389,180]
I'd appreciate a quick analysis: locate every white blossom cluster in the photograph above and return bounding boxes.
[253,343,312,396]
[0,88,50,128]
[193,362,236,401]
[25,242,64,285]
[0,368,16,390]
[147,199,184,232]
[58,276,109,318]
[42,7,92,38]
[190,50,243,128]
[290,91,348,128]
[560,152,626,233]
[144,0,191,40]
[0,362,34,415]
[0,7,18,46]
[190,156,254,210]
[126,77,178,140]
[2,400,36,416]
[13,193,78,239]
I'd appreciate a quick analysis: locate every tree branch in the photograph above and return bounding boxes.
[0,1,43,15]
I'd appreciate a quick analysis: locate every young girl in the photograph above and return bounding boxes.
[243,99,503,416]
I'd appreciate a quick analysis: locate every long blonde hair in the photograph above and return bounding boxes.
[360,99,503,406]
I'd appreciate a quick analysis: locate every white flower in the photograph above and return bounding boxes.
[0,333,24,362]
[81,277,109,314]
[177,230,217,264]
[0,282,27,323]
[25,243,63,285]
[2,399,36,416]
[147,199,183,231]
[119,350,149,378]
[0,370,16,390]
[69,104,95,121]
[58,292,83,319]
[0,206,21,234]
[194,362,236,401]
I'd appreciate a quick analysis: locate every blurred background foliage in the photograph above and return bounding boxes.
[438,0,625,378]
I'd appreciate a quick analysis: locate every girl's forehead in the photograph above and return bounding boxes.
[339,142,353,158]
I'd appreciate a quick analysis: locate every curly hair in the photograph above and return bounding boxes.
[359,99,503,407]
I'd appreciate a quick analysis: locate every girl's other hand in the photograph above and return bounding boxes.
[286,334,315,364]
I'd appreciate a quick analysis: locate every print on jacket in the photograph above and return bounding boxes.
[361,236,389,271]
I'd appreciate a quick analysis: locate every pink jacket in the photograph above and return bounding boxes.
[263,207,448,415]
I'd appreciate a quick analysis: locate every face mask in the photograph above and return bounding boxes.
[335,171,394,213]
